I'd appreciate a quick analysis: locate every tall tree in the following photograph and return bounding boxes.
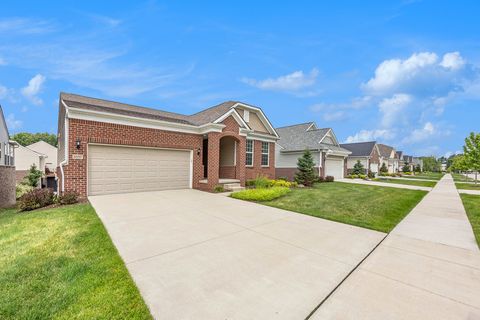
[463,132,480,183]
[294,150,318,187]
[421,156,440,172]
[10,132,57,147]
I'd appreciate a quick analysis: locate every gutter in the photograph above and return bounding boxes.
[59,100,69,193]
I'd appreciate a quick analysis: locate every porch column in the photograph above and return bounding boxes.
[237,137,246,186]
[207,132,220,190]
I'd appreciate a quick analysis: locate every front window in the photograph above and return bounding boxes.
[261,142,269,166]
[246,139,253,166]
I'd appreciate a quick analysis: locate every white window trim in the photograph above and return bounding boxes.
[261,142,269,167]
[246,139,254,167]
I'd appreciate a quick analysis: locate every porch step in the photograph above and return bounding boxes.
[223,183,245,192]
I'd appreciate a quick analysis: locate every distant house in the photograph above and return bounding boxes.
[14,144,47,184]
[413,157,423,171]
[27,141,58,173]
[340,141,381,175]
[0,105,18,207]
[275,122,351,180]
[377,144,400,173]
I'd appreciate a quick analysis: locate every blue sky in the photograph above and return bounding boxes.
[0,0,479,157]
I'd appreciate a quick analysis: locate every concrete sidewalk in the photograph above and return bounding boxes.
[312,174,480,319]
[338,178,432,191]
[458,189,480,195]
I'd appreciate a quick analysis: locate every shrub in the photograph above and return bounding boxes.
[270,179,292,188]
[18,188,54,211]
[277,176,289,181]
[294,150,318,187]
[245,180,255,187]
[352,160,365,175]
[251,175,273,189]
[16,183,33,199]
[325,176,334,182]
[358,174,367,179]
[380,163,388,173]
[23,164,43,187]
[213,185,225,193]
[367,171,376,179]
[58,191,79,205]
[231,187,291,201]
[317,176,325,183]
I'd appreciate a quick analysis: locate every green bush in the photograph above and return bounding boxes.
[367,171,376,179]
[18,188,54,211]
[358,174,367,179]
[58,191,79,205]
[231,187,291,201]
[325,176,334,182]
[23,164,43,187]
[294,150,318,187]
[16,183,33,199]
[213,185,225,193]
[251,175,273,188]
[353,160,365,175]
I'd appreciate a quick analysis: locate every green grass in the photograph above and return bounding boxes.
[0,204,152,320]
[260,182,427,233]
[460,194,480,248]
[401,172,444,180]
[455,182,480,191]
[452,173,477,182]
[231,186,291,201]
[374,178,436,187]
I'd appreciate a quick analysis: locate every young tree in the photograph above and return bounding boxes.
[380,162,388,173]
[352,160,365,175]
[402,162,411,173]
[421,156,440,172]
[464,132,480,183]
[23,164,43,187]
[294,150,318,187]
[415,164,421,173]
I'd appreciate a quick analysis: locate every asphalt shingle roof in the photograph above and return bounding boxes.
[60,93,258,127]
[377,143,395,158]
[340,141,376,157]
[276,122,350,153]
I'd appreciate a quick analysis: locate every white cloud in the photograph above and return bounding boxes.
[362,51,472,97]
[345,129,394,143]
[402,122,438,144]
[0,18,55,35]
[378,93,412,127]
[242,68,318,91]
[440,52,465,70]
[0,85,7,99]
[6,113,22,130]
[21,74,46,105]
[322,111,346,122]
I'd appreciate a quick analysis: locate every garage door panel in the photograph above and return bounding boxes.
[325,158,344,180]
[88,145,191,196]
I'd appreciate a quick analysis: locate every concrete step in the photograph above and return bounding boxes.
[223,183,241,189]
[227,186,245,192]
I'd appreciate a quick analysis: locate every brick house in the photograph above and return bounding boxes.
[57,93,279,197]
[340,141,381,175]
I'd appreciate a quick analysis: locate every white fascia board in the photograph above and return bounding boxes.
[66,106,225,134]
[213,108,251,130]
[246,131,279,143]
[230,102,279,138]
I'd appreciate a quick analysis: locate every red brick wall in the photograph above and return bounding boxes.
[60,116,276,196]
[275,168,297,181]
[245,140,275,180]
[219,166,236,179]
[61,119,203,197]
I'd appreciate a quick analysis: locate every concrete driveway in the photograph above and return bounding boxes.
[89,189,385,319]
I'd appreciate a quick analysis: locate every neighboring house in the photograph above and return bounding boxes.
[57,93,279,197]
[377,144,399,173]
[27,140,58,173]
[402,155,414,172]
[26,141,58,190]
[340,141,381,175]
[0,105,17,207]
[14,144,47,184]
[275,122,351,181]
[413,157,423,171]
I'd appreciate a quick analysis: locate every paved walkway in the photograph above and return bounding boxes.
[379,176,438,182]
[458,189,480,195]
[338,178,432,191]
[89,189,385,319]
[311,174,480,319]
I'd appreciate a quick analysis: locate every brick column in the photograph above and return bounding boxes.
[236,137,246,186]
[207,132,220,190]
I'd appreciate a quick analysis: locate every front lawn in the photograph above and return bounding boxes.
[452,173,477,182]
[400,172,444,180]
[455,182,480,191]
[0,204,151,319]
[261,182,427,233]
[460,194,480,248]
[374,178,436,188]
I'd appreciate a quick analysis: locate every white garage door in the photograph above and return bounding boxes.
[88,145,191,196]
[370,163,379,173]
[325,158,344,180]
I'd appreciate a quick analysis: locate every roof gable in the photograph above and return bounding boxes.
[340,141,376,157]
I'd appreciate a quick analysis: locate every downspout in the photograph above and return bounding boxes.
[59,102,69,193]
